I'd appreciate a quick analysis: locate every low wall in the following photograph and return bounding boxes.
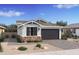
[21,36,42,42]
[67,38,79,42]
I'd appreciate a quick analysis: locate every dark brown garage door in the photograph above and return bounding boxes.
[41,29,59,39]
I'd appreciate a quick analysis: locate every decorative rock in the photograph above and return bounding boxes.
[43,46,48,50]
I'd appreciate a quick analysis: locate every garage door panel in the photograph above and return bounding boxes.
[41,29,59,39]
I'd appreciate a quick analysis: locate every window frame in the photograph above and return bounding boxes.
[27,27,37,36]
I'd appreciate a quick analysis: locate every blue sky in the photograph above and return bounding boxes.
[0,4,79,25]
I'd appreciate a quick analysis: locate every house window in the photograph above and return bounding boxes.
[27,27,37,36]
[61,29,64,32]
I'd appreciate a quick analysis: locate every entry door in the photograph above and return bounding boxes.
[27,27,37,36]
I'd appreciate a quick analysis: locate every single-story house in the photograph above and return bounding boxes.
[16,20,63,42]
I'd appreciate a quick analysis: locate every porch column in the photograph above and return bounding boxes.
[59,28,61,39]
[37,27,41,37]
[22,25,26,37]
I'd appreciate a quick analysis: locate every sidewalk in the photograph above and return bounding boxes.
[0,48,79,55]
[30,49,79,55]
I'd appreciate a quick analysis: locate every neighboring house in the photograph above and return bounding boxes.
[16,20,63,42]
[65,23,79,36]
[0,26,6,36]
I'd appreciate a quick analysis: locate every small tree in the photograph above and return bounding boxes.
[5,24,17,32]
[0,32,4,42]
[56,21,67,26]
[61,29,73,40]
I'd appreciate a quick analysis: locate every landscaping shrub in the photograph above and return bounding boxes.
[16,35,22,43]
[0,43,3,52]
[0,37,4,42]
[72,35,78,39]
[36,43,42,48]
[0,36,4,42]
[5,35,9,38]
[0,32,5,42]
[11,34,16,38]
[61,34,67,40]
[61,29,73,40]
[18,46,27,51]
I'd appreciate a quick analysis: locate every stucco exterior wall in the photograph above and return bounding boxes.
[0,28,5,34]
[21,25,26,37]
[17,25,27,37]
[17,21,62,40]
[59,29,61,39]
[75,29,79,36]
[17,22,41,37]
[17,26,23,36]
[37,27,41,36]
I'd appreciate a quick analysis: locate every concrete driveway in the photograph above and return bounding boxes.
[30,49,79,55]
[43,40,79,50]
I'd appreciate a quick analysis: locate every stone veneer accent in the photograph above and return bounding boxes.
[21,36,42,42]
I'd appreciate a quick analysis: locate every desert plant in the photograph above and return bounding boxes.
[36,43,42,48]
[18,46,27,51]
[0,43,3,52]
[61,34,67,40]
[5,35,9,38]
[0,37,4,42]
[5,24,17,32]
[61,29,73,40]
[11,34,16,38]
[56,21,67,26]
[0,32,5,42]
[16,35,22,43]
[72,35,78,39]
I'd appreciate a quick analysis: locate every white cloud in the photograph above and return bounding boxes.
[39,13,45,16]
[0,10,24,17]
[53,4,79,9]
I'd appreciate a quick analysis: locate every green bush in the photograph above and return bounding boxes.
[72,35,78,39]
[11,35,16,38]
[0,43,3,52]
[36,44,42,48]
[0,32,4,42]
[61,29,73,40]
[16,35,22,43]
[61,34,67,40]
[5,35,9,38]
[0,36,5,42]
[0,36,4,42]
[18,46,27,51]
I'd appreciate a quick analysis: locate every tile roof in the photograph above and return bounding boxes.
[36,20,57,26]
[0,26,6,29]
[16,20,57,26]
